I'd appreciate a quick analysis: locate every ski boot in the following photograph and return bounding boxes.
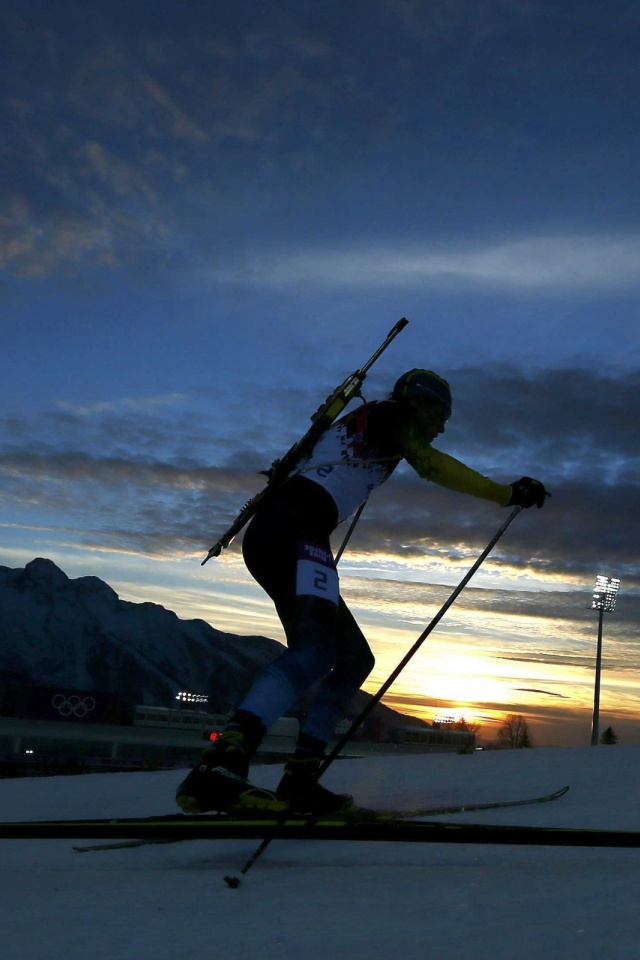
[276,733,354,817]
[176,710,287,816]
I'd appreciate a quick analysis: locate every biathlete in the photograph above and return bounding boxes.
[176,369,548,816]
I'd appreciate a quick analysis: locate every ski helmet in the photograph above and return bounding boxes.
[392,369,452,417]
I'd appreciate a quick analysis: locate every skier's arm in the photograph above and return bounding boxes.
[419,448,511,504]
[402,436,511,505]
[402,436,550,508]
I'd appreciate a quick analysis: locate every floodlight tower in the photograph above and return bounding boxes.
[589,575,620,746]
[175,691,209,711]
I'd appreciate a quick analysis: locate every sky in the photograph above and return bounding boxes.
[1,0,639,747]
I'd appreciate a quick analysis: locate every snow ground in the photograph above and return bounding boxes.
[1,745,639,960]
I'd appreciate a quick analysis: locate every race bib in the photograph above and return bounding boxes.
[296,542,339,604]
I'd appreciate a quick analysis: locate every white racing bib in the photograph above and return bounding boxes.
[296,542,339,605]
[297,418,396,522]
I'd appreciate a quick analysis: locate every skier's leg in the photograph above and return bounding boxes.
[276,600,375,815]
[236,501,342,728]
[298,599,375,744]
[177,502,340,814]
[237,593,339,728]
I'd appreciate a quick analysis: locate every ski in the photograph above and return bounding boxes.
[402,783,569,817]
[74,838,179,853]
[69,785,570,852]
[0,785,570,846]
[3,814,640,849]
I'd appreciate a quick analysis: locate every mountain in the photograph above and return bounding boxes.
[0,558,429,735]
[0,558,283,714]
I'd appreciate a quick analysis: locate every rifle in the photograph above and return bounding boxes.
[202,318,409,564]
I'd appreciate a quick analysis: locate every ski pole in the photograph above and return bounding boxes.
[319,505,523,774]
[223,505,522,887]
[334,502,367,564]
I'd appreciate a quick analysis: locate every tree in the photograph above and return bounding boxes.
[452,716,481,734]
[600,726,619,745]
[497,713,533,749]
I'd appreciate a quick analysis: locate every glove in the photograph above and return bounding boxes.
[506,476,549,509]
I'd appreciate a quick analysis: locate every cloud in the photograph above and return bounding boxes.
[57,394,187,417]
[1,364,639,578]
[515,687,570,699]
[0,6,402,282]
[213,233,640,292]
[4,2,640,292]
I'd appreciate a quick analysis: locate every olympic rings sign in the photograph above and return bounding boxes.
[51,694,97,719]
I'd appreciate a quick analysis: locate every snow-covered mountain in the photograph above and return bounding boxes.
[0,558,429,735]
[0,558,283,712]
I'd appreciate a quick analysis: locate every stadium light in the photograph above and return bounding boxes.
[589,575,620,746]
[175,691,209,706]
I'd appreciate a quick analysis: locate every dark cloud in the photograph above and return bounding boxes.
[515,687,570,699]
[449,364,640,471]
[0,2,400,283]
[1,364,639,582]
[4,2,640,285]
[348,363,640,580]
